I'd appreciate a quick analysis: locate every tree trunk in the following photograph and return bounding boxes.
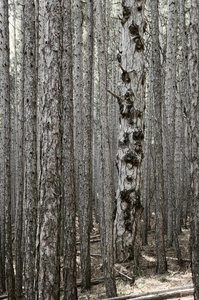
[37,1,62,299]
[23,1,38,299]
[189,0,199,298]
[1,1,16,298]
[114,0,145,271]
[151,0,167,274]
[62,1,78,299]
[14,1,25,298]
[95,1,117,297]
[0,2,6,293]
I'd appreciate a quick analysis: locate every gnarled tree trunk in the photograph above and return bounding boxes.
[114,0,145,272]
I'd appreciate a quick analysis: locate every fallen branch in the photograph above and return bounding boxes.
[76,239,101,245]
[166,256,191,262]
[114,268,133,282]
[77,251,101,258]
[0,295,8,300]
[103,285,193,300]
[107,90,121,100]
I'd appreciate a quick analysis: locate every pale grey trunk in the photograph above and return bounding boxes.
[165,0,177,247]
[14,2,25,298]
[189,0,199,298]
[165,0,182,263]
[151,0,167,274]
[142,6,153,244]
[114,0,145,270]
[74,0,91,291]
[37,1,62,299]
[62,1,78,299]
[174,87,183,234]
[23,1,38,299]
[95,1,117,297]
[11,0,18,224]
[179,0,190,230]
[1,0,16,298]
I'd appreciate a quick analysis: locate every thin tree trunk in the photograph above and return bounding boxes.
[0,2,6,293]
[14,1,25,298]
[189,0,199,298]
[151,0,167,274]
[23,1,38,299]
[95,1,117,297]
[62,1,78,299]
[2,0,16,298]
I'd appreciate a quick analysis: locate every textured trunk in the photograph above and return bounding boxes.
[62,1,78,299]
[73,0,91,291]
[11,0,18,224]
[37,1,62,299]
[189,0,199,298]
[174,88,183,234]
[179,0,190,230]
[151,0,167,274]
[142,54,153,245]
[0,2,6,293]
[95,1,117,297]
[14,2,24,298]
[1,1,16,298]
[114,0,145,270]
[165,0,176,247]
[23,1,38,299]
[165,0,182,263]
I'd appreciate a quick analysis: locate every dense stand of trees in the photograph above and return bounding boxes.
[0,0,198,299]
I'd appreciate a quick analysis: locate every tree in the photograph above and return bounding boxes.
[114,0,145,272]
[73,0,92,291]
[95,0,117,297]
[62,0,78,299]
[14,1,24,298]
[151,0,167,274]
[164,0,182,264]
[189,0,199,298]
[36,1,62,298]
[0,0,16,299]
[23,0,38,299]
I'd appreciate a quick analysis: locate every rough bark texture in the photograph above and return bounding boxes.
[37,1,62,299]
[189,0,199,298]
[179,0,191,231]
[151,0,167,274]
[74,0,91,291]
[165,0,177,247]
[62,1,78,299]
[14,2,24,298]
[23,1,38,299]
[1,1,16,299]
[95,1,117,297]
[114,0,145,268]
[0,1,6,293]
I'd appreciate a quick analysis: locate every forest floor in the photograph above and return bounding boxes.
[77,221,193,300]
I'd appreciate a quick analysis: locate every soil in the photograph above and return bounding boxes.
[77,224,192,300]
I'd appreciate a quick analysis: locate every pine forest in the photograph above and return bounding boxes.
[0,0,198,299]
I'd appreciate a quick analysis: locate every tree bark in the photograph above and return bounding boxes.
[62,1,78,299]
[23,0,38,299]
[37,1,62,299]
[95,1,117,297]
[114,0,145,271]
[14,1,25,298]
[151,0,167,274]
[1,1,16,298]
[189,0,199,298]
